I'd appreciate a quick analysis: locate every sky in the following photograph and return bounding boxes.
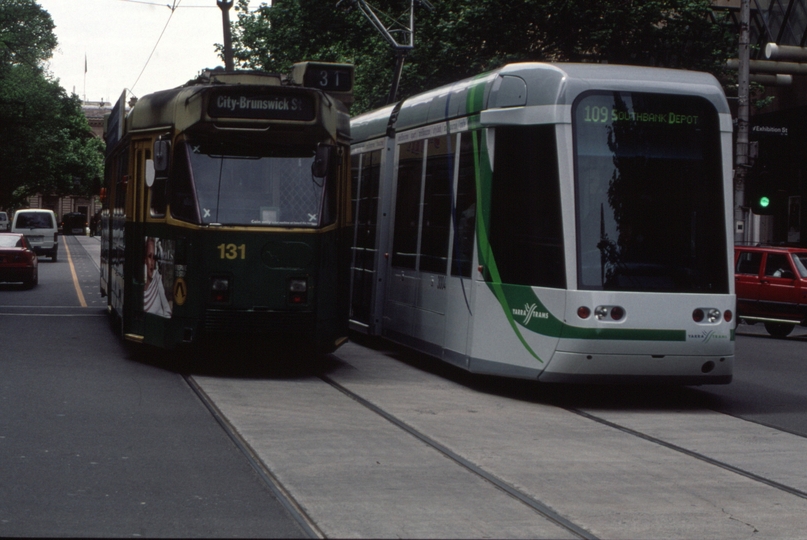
[36,0,267,106]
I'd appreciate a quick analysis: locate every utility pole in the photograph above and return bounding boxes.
[735,0,751,244]
[217,0,235,71]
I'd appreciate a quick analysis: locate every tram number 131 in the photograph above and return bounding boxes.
[218,243,246,260]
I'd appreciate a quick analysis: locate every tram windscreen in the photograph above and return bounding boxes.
[170,139,333,227]
[574,92,728,293]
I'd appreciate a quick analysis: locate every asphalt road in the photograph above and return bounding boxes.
[3,235,807,538]
[698,324,807,436]
[0,237,307,538]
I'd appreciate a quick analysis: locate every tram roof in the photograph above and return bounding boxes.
[123,69,350,140]
[126,70,284,133]
[351,62,729,141]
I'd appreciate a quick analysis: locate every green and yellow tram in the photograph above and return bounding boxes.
[100,63,354,355]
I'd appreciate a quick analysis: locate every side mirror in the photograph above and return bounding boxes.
[312,144,335,178]
[154,140,170,176]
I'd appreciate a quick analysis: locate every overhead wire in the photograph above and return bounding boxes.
[122,0,264,96]
[129,0,182,95]
[118,0,264,7]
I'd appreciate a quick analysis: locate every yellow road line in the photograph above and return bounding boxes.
[63,238,87,307]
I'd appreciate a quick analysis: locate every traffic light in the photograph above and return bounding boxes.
[747,169,776,215]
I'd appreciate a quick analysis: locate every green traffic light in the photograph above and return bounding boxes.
[759,196,771,208]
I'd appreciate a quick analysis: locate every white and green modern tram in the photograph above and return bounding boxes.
[349,63,735,384]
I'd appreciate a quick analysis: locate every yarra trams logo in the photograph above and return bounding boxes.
[687,330,729,343]
[512,303,549,325]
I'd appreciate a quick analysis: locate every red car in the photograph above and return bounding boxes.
[735,245,807,337]
[0,232,39,289]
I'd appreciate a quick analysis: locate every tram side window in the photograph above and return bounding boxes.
[169,142,200,223]
[489,125,565,288]
[392,140,423,269]
[351,149,382,322]
[351,153,361,225]
[451,132,477,278]
[114,150,128,213]
[353,150,382,254]
[319,157,338,227]
[147,149,167,218]
[419,135,453,274]
[150,176,167,217]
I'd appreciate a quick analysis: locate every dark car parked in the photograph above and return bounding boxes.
[61,212,87,235]
[735,245,807,337]
[0,232,38,288]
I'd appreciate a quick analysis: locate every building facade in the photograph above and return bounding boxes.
[717,0,807,246]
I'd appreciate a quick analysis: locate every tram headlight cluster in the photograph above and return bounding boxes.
[210,276,231,303]
[692,308,732,324]
[577,305,625,321]
[288,278,308,305]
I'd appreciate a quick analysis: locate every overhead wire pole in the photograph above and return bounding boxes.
[735,0,751,244]
[338,0,433,104]
[217,0,235,71]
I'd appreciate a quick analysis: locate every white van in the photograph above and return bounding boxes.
[11,209,59,261]
[0,211,9,231]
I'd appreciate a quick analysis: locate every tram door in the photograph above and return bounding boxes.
[350,150,382,331]
[122,139,152,337]
[386,134,454,347]
[442,131,478,361]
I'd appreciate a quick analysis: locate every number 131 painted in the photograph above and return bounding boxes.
[218,243,246,260]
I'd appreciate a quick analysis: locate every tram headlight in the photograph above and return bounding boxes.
[288,278,308,305]
[692,308,723,324]
[593,305,626,321]
[210,276,231,303]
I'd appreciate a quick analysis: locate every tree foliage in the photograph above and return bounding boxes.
[0,0,56,71]
[0,0,104,210]
[231,0,735,114]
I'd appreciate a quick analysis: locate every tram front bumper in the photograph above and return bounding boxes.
[538,351,733,385]
[203,308,316,334]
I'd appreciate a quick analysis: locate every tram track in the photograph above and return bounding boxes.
[319,374,598,540]
[184,343,807,538]
[184,374,325,539]
[319,371,807,535]
[185,365,597,539]
[564,407,807,501]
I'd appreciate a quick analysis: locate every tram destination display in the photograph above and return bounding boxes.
[208,90,316,121]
